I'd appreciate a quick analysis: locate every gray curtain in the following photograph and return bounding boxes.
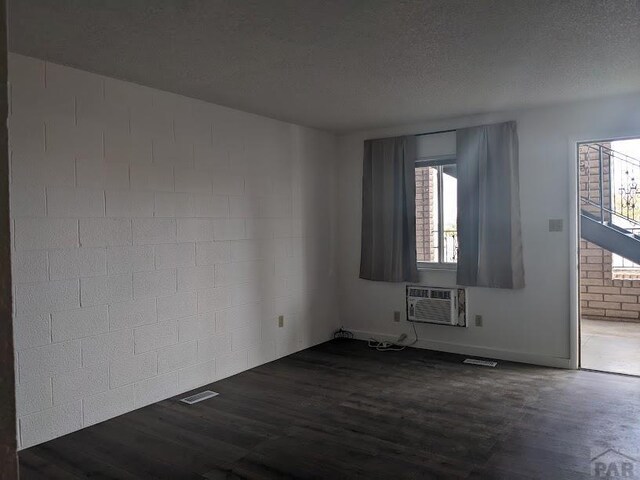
[360,136,419,282]
[457,121,525,288]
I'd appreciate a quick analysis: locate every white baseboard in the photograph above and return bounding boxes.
[348,329,573,369]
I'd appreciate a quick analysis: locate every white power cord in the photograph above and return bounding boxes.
[367,338,407,351]
[367,322,419,352]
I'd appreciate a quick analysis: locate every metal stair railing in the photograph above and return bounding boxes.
[580,197,640,231]
[579,142,640,227]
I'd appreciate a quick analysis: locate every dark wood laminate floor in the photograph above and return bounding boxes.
[19,339,640,479]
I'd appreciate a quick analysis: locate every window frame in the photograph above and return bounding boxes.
[415,154,457,270]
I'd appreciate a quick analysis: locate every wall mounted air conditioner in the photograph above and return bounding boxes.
[406,286,466,327]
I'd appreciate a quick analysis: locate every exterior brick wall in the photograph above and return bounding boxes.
[415,167,437,262]
[579,143,640,322]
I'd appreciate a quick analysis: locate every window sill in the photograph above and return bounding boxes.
[417,263,457,272]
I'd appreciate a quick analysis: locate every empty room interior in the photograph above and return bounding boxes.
[2,1,640,479]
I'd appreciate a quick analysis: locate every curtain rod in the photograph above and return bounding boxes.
[366,127,457,142]
[415,128,456,137]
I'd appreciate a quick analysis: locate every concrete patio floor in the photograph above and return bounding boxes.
[581,318,640,376]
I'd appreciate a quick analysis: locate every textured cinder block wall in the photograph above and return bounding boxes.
[9,53,339,448]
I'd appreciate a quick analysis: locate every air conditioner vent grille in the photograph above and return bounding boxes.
[430,289,451,300]
[408,288,429,298]
[414,298,451,323]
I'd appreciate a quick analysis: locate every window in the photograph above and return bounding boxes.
[415,157,457,266]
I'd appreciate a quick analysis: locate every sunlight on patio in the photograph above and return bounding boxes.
[581,319,640,376]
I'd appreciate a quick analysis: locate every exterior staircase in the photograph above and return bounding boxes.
[581,209,640,265]
[580,143,640,265]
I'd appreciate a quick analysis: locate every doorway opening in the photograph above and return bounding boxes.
[578,138,640,375]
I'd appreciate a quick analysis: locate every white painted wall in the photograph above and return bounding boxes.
[9,53,340,448]
[338,93,640,367]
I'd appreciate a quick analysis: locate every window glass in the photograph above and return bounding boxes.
[442,164,458,263]
[415,162,457,264]
[415,166,439,263]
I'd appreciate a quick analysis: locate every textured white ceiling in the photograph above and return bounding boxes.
[8,0,640,132]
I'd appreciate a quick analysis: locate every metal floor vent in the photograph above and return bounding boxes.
[463,358,498,367]
[180,390,219,404]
